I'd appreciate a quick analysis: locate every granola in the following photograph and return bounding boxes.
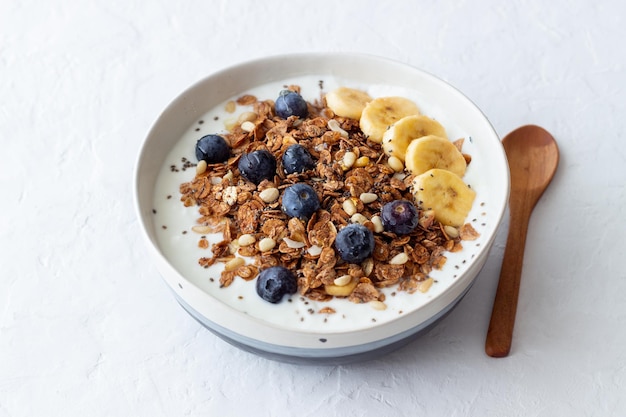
[178,86,479,306]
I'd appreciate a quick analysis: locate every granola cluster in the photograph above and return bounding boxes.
[178,85,479,307]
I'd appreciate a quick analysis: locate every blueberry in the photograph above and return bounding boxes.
[282,144,315,174]
[238,149,277,184]
[195,134,230,164]
[335,224,375,264]
[275,90,308,119]
[256,266,298,303]
[281,183,320,220]
[381,200,419,235]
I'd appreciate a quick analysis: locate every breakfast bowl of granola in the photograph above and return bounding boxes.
[134,53,509,364]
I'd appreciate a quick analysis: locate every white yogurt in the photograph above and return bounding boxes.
[152,75,486,333]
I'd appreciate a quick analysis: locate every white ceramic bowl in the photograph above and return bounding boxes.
[134,53,509,364]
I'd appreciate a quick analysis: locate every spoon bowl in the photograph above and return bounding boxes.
[485,125,559,357]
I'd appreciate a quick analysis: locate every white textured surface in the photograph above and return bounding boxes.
[1,0,625,415]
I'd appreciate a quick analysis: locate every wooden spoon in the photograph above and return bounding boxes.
[485,125,559,357]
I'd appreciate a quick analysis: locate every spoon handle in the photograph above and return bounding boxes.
[485,207,531,357]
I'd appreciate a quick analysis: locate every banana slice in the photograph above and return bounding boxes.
[412,168,476,227]
[382,115,448,162]
[359,97,420,143]
[325,87,372,120]
[404,135,467,177]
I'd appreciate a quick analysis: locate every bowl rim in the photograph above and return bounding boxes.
[133,52,510,352]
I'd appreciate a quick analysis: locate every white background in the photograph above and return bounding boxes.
[2,1,625,416]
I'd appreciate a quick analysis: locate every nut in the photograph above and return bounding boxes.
[370,215,384,233]
[362,258,374,276]
[387,155,404,172]
[370,300,387,311]
[241,121,256,132]
[191,225,212,234]
[196,160,207,175]
[225,100,236,113]
[238,234,256,247]
[333,275,352,286]
[258,237,276,252]
[283,237,306,249]
[259,187,279,203]
[354,156,370,168]
[342,151,357,170]
[222,170,234,182]
[327,119,349,137]
[359,192,377,204]
[237,111,258,123]
[307,245,323,256]
[224,257,245,272]
[418,277,434,293]
[389,252,409,265]
[444,225,459,239]
[342,199,357,216]
[351,213,368,224]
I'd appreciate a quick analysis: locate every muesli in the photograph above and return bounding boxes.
[176,84,479,310]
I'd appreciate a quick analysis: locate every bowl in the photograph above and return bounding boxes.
[134,53,509,365]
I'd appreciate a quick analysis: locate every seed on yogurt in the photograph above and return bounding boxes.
[370,300,387,311]
[192,225,212,234]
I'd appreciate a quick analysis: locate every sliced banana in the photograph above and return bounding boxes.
[359,97,420,143]
[325,87,372,120]
[412,168,476,227]
[382,115,448,162]
[404,135,467,177]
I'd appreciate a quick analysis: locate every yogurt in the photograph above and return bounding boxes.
[152,75,484,333]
